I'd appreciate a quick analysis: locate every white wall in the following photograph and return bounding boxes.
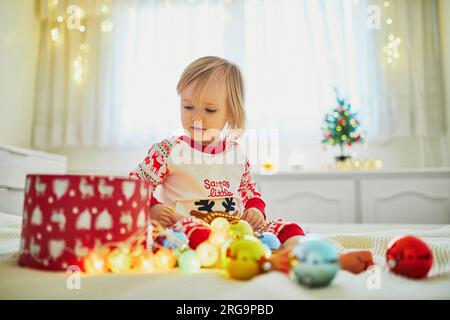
[0,0,40,148]
[439,0,450,166]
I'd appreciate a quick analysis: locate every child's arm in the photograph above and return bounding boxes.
[150,204,184,228]
[129,141,183,227]
[238,159,266,230]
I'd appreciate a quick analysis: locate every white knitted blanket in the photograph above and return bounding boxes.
[1,211,449,277]
[324,226,450,278]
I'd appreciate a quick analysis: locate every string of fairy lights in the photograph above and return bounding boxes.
[381,1,402,65]
[48,0,400,86]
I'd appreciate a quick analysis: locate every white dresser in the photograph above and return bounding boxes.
[0,145,67,216]
[254,168,450,224]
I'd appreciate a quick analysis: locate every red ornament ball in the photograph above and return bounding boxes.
[187,225,211,250]
[386,235,433,279]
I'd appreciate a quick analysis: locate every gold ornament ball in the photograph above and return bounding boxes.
[210,217,230,233]
[229,220,254,240]
[225,238,266,280]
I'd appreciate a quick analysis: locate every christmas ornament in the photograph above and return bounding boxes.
[386,235,433,279]
[229,220,254,240]
[225,238,266,280]
[153,248,177,271]
[262,244,272,258]
[257,232,281,250]
[208,229,228,247]
[291,239,339,287]
[210,217,230,233]
[173,218,211,249]
[155,229,189,250]
[107,247,132,273]
[196,242,219,267]
[83,251,108,274]
[132,250,157,273]
[178,250,201,273]
[339,250,374,274]
[268,250,291,274]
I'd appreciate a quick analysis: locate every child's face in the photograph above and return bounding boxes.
[180,80,229,144]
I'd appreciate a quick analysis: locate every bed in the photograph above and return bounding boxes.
[0,211,449,300]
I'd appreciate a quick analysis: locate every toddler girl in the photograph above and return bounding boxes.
[129,56,304,250]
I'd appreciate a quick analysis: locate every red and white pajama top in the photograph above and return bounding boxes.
[129,135,266,219]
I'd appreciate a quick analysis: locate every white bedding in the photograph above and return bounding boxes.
[0,211,449,300]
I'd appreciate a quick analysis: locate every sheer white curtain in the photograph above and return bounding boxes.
[109,0,232,146]
[242,0,445,143]
[32,0,446,148]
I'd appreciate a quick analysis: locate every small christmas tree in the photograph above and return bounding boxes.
[321,88,364,160]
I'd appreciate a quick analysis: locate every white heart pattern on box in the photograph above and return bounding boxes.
[31,206,42,226]
[137,210,146,228]
[98,179,114,198]
[30,237,41,257]
[74,239,89,258]
[48,239,65,260]
[122,181,135,201]
[95,209,113,230]
[79,178,94,198]
[53,179,69,199]
[120,212,133,231]
[50,210,66,231]
[35,177,46,195]
[76,209,92,230]
[140,183,148,200]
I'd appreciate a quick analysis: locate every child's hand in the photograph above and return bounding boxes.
[150,204,184,228]
[241,208,265,231]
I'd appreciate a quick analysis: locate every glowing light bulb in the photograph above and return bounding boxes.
[178,250,201,273]
[73,56,84,84]
[154,248,177,271]
[133,251,156,273]
[107,247,132,273]
[84,251,107,274]
[196,242,219,267]
[50,28,60,42]
[208,229,228,247]
[101,20,114,33]
[210,217,230,233]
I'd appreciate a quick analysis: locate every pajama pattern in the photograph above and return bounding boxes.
[130,135,304,244]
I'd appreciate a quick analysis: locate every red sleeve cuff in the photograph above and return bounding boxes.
[244,198,266,219]
[150,194,162,207]
[277,223,305,243]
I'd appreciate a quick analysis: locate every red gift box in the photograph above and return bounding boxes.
[18,174,151,271]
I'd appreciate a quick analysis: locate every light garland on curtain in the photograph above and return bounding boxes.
[381,1,402,65]
[352,0,402,65]
[43,0,236,86]
[43,0,115,86]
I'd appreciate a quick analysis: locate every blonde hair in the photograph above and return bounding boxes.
[177,56,245,138]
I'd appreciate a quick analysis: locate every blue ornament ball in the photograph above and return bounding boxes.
[291,238,339,288]
[156,229,189,250]
[258,232,281,250]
